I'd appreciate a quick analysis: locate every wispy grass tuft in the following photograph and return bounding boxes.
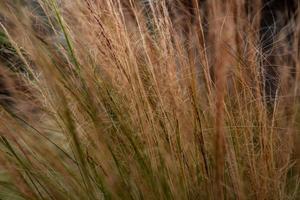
[0,0,299,199]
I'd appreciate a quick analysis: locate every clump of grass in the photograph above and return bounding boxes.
[0,0,299,199]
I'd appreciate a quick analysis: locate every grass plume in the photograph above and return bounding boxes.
[0,0,299,199]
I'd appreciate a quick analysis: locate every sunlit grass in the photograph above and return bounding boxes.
[0,0,299,199]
